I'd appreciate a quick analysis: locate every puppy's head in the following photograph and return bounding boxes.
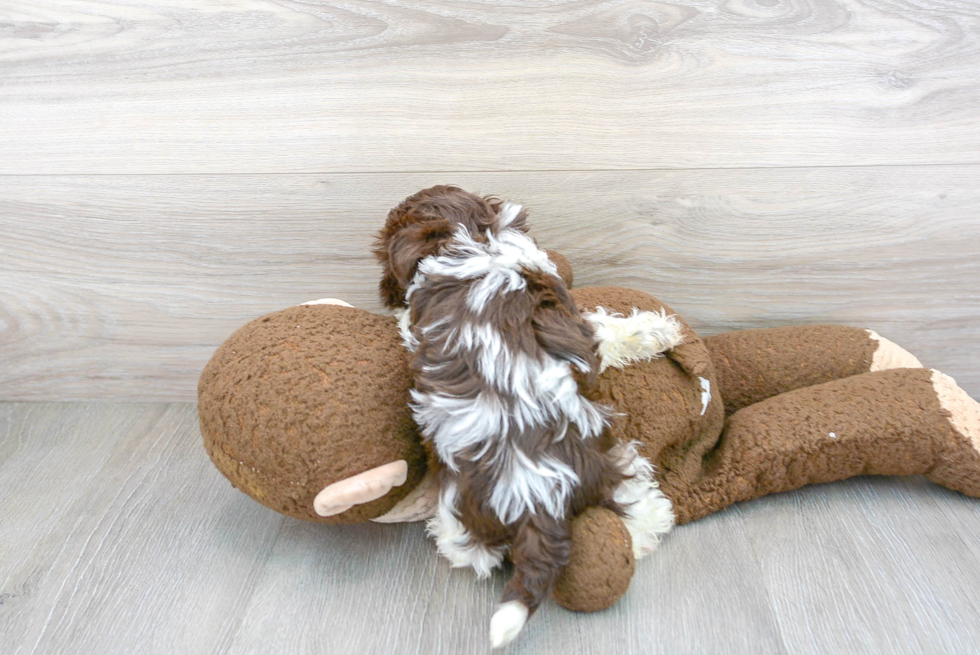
[374,185,528,308]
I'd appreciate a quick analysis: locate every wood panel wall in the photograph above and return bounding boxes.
[2,0,978,400]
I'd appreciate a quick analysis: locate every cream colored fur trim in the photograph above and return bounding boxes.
[867,330,922,371]
[932,370,980,453]
[586,307,685,373]
[301,298,354,307]
[610,441,675,559]
[371,465,440,523]
[698,377,712,416]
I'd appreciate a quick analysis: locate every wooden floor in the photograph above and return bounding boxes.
[3,0,980,653]
[3,402,980,654]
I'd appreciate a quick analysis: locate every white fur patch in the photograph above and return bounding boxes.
[490,601,528,649]
[496,202,523,228]
[426,481,506,578]
[407,217,610,529]
[411,323,609,472]
[610,442,675,559]
[698,377,711,416]
[586,307,685,372]
[411,391,509,468]
[411,386,596,523]
[489,448,580,524]
[395,307,418,352]
[416,225,558,314]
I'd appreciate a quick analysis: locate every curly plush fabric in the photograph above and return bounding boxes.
[199,303,428,523]
[552,507,634,612]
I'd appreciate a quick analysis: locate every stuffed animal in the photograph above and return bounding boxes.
[199,275,980,614]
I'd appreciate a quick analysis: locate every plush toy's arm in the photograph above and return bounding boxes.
[665,367,980,524]
[703,325,922,415]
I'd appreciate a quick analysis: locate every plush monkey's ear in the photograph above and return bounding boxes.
[381,219,454,305]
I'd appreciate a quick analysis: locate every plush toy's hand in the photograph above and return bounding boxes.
[552,507,635,612]
[371,464,440,523]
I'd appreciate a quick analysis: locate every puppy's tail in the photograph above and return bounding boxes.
[489,513,571,649]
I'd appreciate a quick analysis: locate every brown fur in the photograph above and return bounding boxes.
[373,185,528,308]
[375,186,627,618]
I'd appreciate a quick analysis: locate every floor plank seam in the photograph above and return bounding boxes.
[2,161,980,178]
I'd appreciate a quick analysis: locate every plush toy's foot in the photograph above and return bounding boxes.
[667,367,980,524]
[552,507,635,612]
[927,370,980,496]
[370,464,440,523]
[867,330,923,371]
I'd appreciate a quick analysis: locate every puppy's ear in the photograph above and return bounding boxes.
[380,219,454,306]
[527,272,598,378]
[487,200,529,233]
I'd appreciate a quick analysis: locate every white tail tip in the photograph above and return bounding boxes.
[490,601,528,649]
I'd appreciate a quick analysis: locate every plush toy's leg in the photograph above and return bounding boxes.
[667,367,980,524]
[704,325,922,415]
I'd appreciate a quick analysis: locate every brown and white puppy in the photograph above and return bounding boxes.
[375,186,680,647]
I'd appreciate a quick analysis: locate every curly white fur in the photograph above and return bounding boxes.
[585,307,685,372]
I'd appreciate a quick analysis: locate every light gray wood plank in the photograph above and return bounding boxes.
[506,513,789,655]
[3,402,980,653]
[223,520,445,655]
[0,403,146,647]
[222,491,787,655]
[221,469,980,654]
[738,477,980,654]
[0,402,284,655]
[2,166,979,401]
[1,0,979,174]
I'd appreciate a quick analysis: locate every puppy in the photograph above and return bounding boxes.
[375,186,680,647]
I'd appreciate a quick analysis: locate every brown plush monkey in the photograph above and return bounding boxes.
[199,281,980,612]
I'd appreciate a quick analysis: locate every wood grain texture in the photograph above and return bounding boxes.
[2,0,979,173]
[0,403,285,655]
[2,167,978,401]
[2,402,980,654]
[3,0,979,651]
[740,477,980,654]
